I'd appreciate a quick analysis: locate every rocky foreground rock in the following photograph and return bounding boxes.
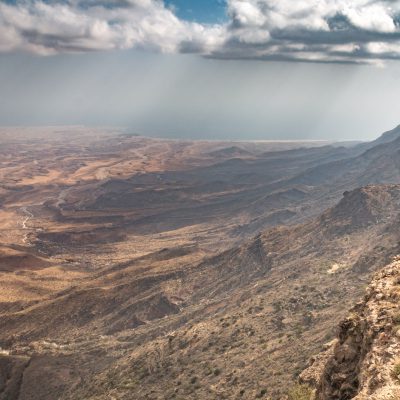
[301,256,400,400]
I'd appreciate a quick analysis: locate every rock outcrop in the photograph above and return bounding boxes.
[301,256,400,400]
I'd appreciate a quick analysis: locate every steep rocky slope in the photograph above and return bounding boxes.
[292,126,400,188]
[365,124,400,148]
[301,257,400,400]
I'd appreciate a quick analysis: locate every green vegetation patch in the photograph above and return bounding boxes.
[288,384,315,400]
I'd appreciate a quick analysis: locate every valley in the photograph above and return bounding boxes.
[1,125,400,399]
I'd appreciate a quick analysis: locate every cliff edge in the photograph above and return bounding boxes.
[301,256,400,400]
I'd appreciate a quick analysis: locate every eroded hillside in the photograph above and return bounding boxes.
[1,126,400,399]
[0,184,399,400]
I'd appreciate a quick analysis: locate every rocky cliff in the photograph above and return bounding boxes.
[301,256,400,400]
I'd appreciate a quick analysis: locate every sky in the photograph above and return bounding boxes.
[164,0,227,24]
[1,0,400,140]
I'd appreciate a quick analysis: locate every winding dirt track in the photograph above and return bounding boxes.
[20,206,34,244]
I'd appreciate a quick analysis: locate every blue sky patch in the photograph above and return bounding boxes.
[164,0,227,24]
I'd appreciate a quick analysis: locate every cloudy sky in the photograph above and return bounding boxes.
[1,0,400,140]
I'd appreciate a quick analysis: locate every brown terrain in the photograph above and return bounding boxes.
[301,256,400,400]
[1,125,400,399]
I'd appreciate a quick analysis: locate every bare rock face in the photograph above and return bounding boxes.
[301,256,400,399]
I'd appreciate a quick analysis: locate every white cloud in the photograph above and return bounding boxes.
[0,0,400,63]
[343,4,396,33]
[228,0,266,26]
[219,0,400,63]
[0,0,225,54]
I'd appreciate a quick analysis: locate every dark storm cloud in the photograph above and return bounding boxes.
[1,0,400,63]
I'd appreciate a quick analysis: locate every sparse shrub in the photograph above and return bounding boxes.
[214,368,221,376]
[303,311,314,326]
[287,384,314,400]
[119,377,138,390]
[256,388,267,398]
[272,301,283,312]
[391,363,400,382]
[392,313,400,325]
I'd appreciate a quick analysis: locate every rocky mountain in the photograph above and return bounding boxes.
[301,256,400,400]
[291,133,400,188]
[365,124,400,148]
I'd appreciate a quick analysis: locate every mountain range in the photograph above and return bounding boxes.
[1,125,400,399]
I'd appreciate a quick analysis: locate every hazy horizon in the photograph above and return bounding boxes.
[2,51,400,141]
[1,0,400,141]
[0,123,385,143]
